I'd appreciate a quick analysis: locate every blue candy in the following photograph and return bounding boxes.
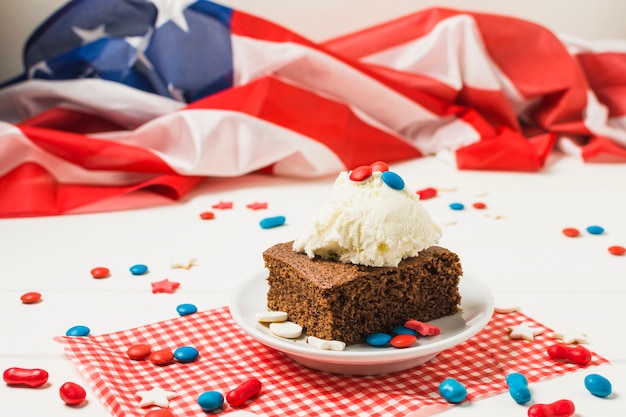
[381,171,405,190]
[392,326,419,337]
[176,303,198,316]
[505,372,531,404]
[174,346,199,363]
[449,202,465,210]
[438,378,467,403]
[260,216,286,229]
[198,390,224,412]
[584,373,612,397]
[129,264,148,275]
[66,325,90,337]
[365,332,392,347]
[586,225,605,235]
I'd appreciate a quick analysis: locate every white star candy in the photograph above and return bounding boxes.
[136,386,178,408]
[507,322,542,341]
[549,328,588,344]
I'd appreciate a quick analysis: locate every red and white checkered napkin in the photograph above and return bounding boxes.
[55,307,609,417]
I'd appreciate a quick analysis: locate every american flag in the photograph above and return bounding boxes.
[1,1,625,217]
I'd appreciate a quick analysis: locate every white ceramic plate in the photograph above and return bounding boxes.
[229,272,494,375]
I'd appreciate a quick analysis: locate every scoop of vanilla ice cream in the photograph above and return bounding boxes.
[292,170,442,267]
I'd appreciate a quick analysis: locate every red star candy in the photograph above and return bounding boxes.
[211,201,233,210]
[246,202,268,210]
[151,279,180,294]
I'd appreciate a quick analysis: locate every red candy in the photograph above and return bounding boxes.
[349,165,373,182]
[472,202,487,209]
[127,344,152,361]
[145,410,175,417]
[3,367,49,387]
[370,161,389,172]
[561,228,580,238]
[404,319,441,336]
[547,343,591,365]
[20,291,42,304]
[90,266,110,279]
[150,349,174,365]
[608,245,625,256]
[199,211,215,220]
[59,381,87,405]
[527,399,575,417]
[416,187,437,200]
[226,378,262,407]
[390,334,418,348]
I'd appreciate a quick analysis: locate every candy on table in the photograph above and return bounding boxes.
[472,201,487,209]
[548,327,588,344]
[66,325,91,337]
[584,373,612,397]
[151,278,181,294]
[527,399,575,417]
[366,332,392,347]
[176,303,198,316]
[211,201,233,210]
[438,377,467,404]
[586,225,605,235]
[306,336,346,351]
[150,349,174,366]
[547,343,592,365]
[3,367,49,387]
[127,344,152,361]
[246,202,268,210]
[59,381,87,405]
[173,346,199,363]
[199,211,215,220]
[561,227,580,237]
[90,266,110,278]
[255,311,288,323]
[20,291,42,304]
[506,322,542,341]
[390,334,418,348]
[505,372,531,404]
[129,263,149,275]
[416,187,437,200]
[608,245,625,256]
[197,390,224,412]
[404,319,441,336]
[226,378,262,407]
[136,386,178,408]
[259,215,286,229]
[268,321,302,338]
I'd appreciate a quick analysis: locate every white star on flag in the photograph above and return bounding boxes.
[149,0,197,32]
[72,24,108,44]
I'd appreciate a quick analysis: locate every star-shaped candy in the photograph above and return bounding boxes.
[211,201,233,210]
[136,386,178,408]
[507,322,542,341]
[549,328,588,344]
[151,279,180,294]
[246,201,268,210]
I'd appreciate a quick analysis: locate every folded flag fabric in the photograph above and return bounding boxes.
[2,1,626,218]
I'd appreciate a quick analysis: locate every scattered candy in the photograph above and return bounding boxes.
[366,332,392,347]
[561,228,580,237]
[404,319,441,336]
[211,201,233,210]
[392,325,419,337]
[246,202,268,210]
[349,165,373,182]
[370,161,389,172]
[199,211,215,219]
[260,215,286,229]
[527,399,575,417]
[505,372,531,404]
[449,202,465,210]
[507,322,542,341]
[226,378,262,407]
[584,373,612,397]
[66,325,90,337]
[3,367,49,387]
[438,377,467,404]
[90,266,110,279]
[136,386,178,408]
[416,187,437,200]
[586,225,605,235]
[197,390,224,412]
[381,171,405,190]
[255,311,288,323]
[174,346,199,363]
[547,343,591,365]
[472,202,487,209]
[20,291,42,304]
[549,328,588,344]
[59,381,87,405]
[130,264,149,275]
[170,255,197,269]
[176,303,198,316]
[150,349,174,366]
[390,334,417,348]
[306,336,346,351]
[608,245,625,256]
[145,410,175,417]
[127,344,152,361]
[151,279,180,294]
[269,321,302,338]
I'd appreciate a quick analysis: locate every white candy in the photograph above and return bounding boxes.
[307,336,346,351]
[255,311,288,323]
[269,321,302,339]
